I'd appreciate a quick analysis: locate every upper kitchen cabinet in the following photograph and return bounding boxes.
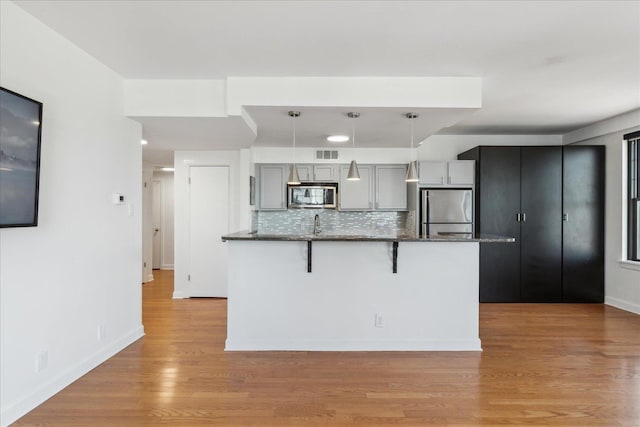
[295,165,312,182]
[418,160,475,186]
[257,164,287,210]
[339,164,374,210]
[296,164,339,182]
[313,164,339,181]
[375,165,408,210]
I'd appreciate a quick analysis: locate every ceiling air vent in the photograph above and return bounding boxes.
[316,149,339,161]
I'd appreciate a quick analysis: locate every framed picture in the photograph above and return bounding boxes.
[249,175,255,206]
[0,87,43,228]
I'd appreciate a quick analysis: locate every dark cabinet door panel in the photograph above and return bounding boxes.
[520,147,562,302]
[478,147,522,302]
[480,242,521,302]
[562,146,605,302]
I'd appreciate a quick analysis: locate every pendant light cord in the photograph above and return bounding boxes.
[411,116,415,161]
[292,114,296,165]
[352,116,356,160]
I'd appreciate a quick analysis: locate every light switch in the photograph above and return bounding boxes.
[112,193,125,205]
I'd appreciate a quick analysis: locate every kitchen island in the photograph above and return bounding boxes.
[221,232,513,352]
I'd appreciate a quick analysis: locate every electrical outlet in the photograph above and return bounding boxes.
[36,351,48,373]
[375,313,384,328]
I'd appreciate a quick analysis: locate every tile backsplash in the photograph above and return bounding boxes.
[252,209,415,236]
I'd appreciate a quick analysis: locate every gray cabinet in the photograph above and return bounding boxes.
[419,160,474,186]
[313,164,339,181]
[375,165,408,210]
[296,164,339,182]
[258,164,287,210]
[296,165,312,182]
[257,163,408,212]
[339,165,374,210]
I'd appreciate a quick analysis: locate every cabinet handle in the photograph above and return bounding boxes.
[563,213,569,221]
[516,213,521,222]
[448,176,452,184]
[440,176,444,184]
[522,213,526,222]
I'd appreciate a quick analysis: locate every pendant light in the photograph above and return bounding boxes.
[405,112,419,182]
[287,111,301,185]
[346,112,361,181]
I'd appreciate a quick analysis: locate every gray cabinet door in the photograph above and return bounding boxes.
[375,165,407,210]
[448,160,475,185]
[296,164,312,182]
[313,164,338,181]
[418,161,447,185]
[258,164,287,210]
[339,165,374,210]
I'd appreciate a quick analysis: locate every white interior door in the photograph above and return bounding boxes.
[189,166,230,297]
[152,180,162,270]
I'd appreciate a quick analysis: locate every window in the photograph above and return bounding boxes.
[626,130,640,261]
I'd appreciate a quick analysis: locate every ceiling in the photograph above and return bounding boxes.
[13,0,640,165]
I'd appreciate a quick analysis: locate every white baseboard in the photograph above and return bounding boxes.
[172,290,187,299]
[144,273,154,283]
[0,326,145,427]
[225,339,482,352]
[605,296,640,315]
[161,265,174,270]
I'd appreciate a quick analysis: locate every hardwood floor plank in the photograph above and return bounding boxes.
[13,270,640,425]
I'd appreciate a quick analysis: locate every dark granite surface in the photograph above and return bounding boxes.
[222,230,515,243]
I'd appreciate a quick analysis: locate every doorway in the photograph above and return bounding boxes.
[152,180,162,270]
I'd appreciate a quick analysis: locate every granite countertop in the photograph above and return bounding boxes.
[221,230,515,243]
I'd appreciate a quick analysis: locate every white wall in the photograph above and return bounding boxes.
[124,79,227,117]
[152,171,175,269]
[173,150,250,298]
[418,134,563,160]
[571,125,640,314]
[0,2,144,425]
[252,135,563,165]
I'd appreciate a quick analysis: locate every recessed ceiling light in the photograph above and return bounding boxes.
[141,139,148,145]
[327,135,349,143]
[161,167,174,172]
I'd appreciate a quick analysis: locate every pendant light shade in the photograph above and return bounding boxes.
[287,163,300,185]
[287,111,301,185]
[347,160,360,180]
[346,112,361,181]
[406,160,419,182]
[405,112,420,182]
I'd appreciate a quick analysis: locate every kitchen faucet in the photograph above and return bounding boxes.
[313,214,321,236]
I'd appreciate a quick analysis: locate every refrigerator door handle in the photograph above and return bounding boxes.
[420,190,429,237]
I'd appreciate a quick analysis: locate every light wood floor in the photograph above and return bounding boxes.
[15,270,640,426]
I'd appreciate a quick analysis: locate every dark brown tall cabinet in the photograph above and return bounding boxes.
[458,145,604,303]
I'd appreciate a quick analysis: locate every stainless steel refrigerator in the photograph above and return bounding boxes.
[420,189,473,237]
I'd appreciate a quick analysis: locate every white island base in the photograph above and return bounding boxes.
[225,240,480,351]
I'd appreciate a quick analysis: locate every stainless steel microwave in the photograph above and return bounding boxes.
[288,183,337,208]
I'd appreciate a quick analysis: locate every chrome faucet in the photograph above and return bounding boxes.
[313,214,321,236]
